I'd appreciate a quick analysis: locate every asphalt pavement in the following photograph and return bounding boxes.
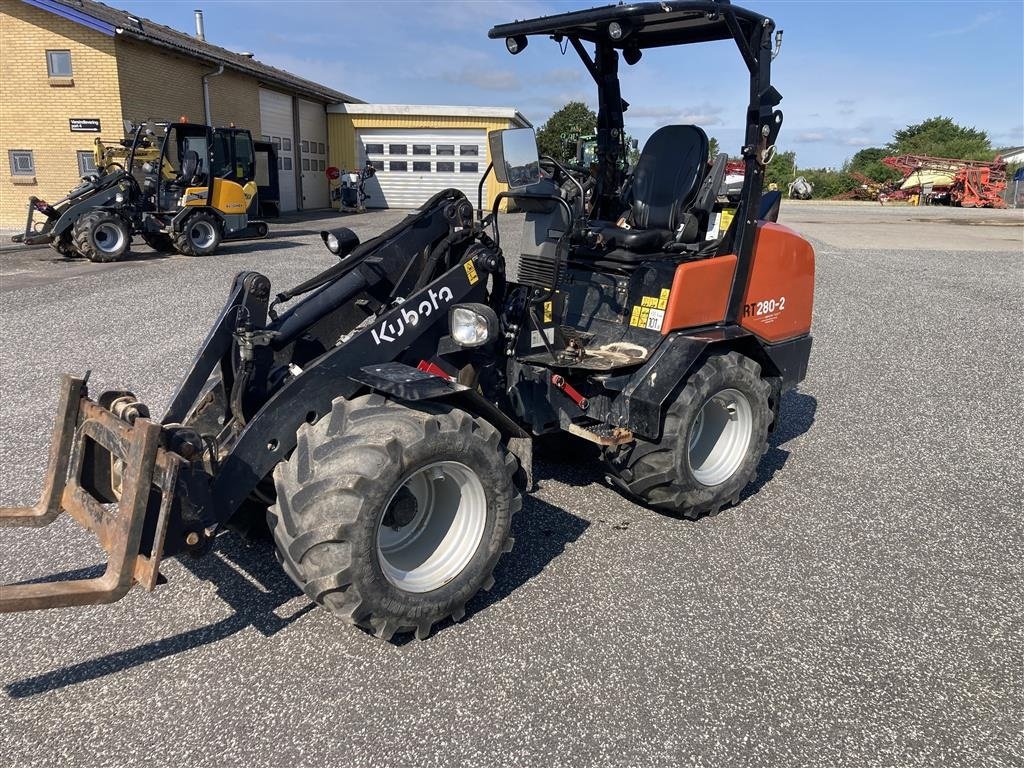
[1,203,1021,767]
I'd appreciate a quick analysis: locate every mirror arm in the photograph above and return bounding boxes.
[478,161,494,224]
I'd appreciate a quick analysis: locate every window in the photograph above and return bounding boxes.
[436,144,455,156]
[459,162,479,173]
[318,142,326,155]
[365,143,384,155]
[459,145,479,156]
[282,156,293,170]
[277,157,283,170]
[436,161,455,173]
[389,161,407,172]
[388,144,407,155]
[301,140,309,153]
[319,159,325,171]
[261,135,270,143]
[272,136,281,149]
[413,144,431,156]
[46,50,72,77]
[302,158,310,171]
[413,161,431,172]
[282,137,292,151]
[9,149,35,176]
[368,160,384,171]
[77,150,97,176]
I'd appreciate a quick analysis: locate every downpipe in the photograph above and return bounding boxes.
[202,64,224,124]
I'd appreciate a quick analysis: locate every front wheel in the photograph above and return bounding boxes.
[173,211,221,256]
[71,211,130,262]
[605,351,772,519]
[268,395,520,640]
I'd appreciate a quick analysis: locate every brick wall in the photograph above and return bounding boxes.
[0,0,123,228]
[206,69,261,133]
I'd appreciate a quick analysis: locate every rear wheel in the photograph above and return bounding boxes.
[71,212,130,263]
[605,351,772,519]
[269,394,520,640]
[173,211,221,256]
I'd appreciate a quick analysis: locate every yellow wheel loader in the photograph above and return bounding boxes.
[12,120,268,261]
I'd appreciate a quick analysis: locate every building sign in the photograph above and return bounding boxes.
[69,118,101,133]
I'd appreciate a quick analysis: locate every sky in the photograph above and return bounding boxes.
[112,0,1024,169]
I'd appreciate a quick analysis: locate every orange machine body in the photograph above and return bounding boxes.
[739,222,815,342]
[660,222,814,342]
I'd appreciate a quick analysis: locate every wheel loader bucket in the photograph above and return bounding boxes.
[0,375,180,612]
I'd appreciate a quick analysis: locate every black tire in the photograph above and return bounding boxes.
[71,211,130,263]
[605,351,772,519]
[50,232,80,259]
[173,211,221,256]
[142,232,175,253]
[268,394,521,641]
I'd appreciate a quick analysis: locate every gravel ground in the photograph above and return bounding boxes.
[1,204,1022,767]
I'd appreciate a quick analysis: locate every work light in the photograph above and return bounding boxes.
[450,304,499,347]
[506,35,528,55]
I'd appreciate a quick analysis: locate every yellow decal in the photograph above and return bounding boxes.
[463,260,479,285]
[629,304,666,331]
[658,288,671,310]
[543,301,553,323]
[629,305,642,327]
[720,208,735,232]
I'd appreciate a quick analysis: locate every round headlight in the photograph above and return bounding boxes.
[326,232,340,253]
[115,192,125,203]
[450,304,498,348]
[506,36,519,54]
[608,22,623,40]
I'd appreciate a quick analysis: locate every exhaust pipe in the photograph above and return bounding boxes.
[194,9,205,41]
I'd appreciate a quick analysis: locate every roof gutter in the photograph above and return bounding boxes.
[202,64,224,125]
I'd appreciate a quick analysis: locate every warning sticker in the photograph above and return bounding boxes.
[657,288,670,310]
[720,208,735,232]
[543,301,553,323]
[629,305,666,331]
[463,260,479,285]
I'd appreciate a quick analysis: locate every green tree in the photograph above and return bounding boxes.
[708,136,720,158]
[886,116,993,160]
[764,149,797,189]
[845,147,901,183]
[536,102,597,163]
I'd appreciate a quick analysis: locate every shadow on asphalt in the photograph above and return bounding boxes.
[6,497,588,691]
[4,391,811,691]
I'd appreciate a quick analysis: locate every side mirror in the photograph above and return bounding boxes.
[489,128,540,190]
[758,191,782,223]
[630,137,639,151]
[321,227,360,258]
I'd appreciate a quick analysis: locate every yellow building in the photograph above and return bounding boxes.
[327,104,532,213]
[0,0,357,227]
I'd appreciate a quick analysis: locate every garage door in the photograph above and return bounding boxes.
[298,99,330,209]
[355,128,486,209]
[258,88,297,211]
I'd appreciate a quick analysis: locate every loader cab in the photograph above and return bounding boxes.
[212,127,259,216]
[141,122,216,212]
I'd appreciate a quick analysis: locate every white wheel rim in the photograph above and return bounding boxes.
[688,388,753,486]
[93,222,125,254]
[189,220,217,249]
[377,461,487,593]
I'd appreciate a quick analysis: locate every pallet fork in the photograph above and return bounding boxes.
[0,375,180,612]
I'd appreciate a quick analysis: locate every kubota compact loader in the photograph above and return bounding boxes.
[1,1,814,641]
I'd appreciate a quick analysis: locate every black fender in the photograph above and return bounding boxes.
[607,328,812,440]
[50,186,123,237]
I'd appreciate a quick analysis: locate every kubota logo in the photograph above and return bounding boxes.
[371,286,454,345]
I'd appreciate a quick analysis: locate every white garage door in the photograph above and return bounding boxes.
[259,88,297,212]
[298,99,330,209]
[355,128,486,209]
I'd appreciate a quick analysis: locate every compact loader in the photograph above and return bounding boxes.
[1,1,814,641]
[12,121,268,261]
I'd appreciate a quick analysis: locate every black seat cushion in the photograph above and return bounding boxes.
[597,225,672,253]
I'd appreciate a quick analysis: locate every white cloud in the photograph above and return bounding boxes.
[928,11,998,38]
[796,132,826,143]
[442,67,521,91]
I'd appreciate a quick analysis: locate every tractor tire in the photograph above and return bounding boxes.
[50,232,80,259]
[142,232,175,253]
[173,211,221,256]
[268,394,520,641]
[71,212,130,263]
[604,351,772,519]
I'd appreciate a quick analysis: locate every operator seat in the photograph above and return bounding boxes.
[173,149,202,188]
[598,125,709,253]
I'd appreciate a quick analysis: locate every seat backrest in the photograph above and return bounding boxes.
[630,125,709,230]
[179,149,200,185]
